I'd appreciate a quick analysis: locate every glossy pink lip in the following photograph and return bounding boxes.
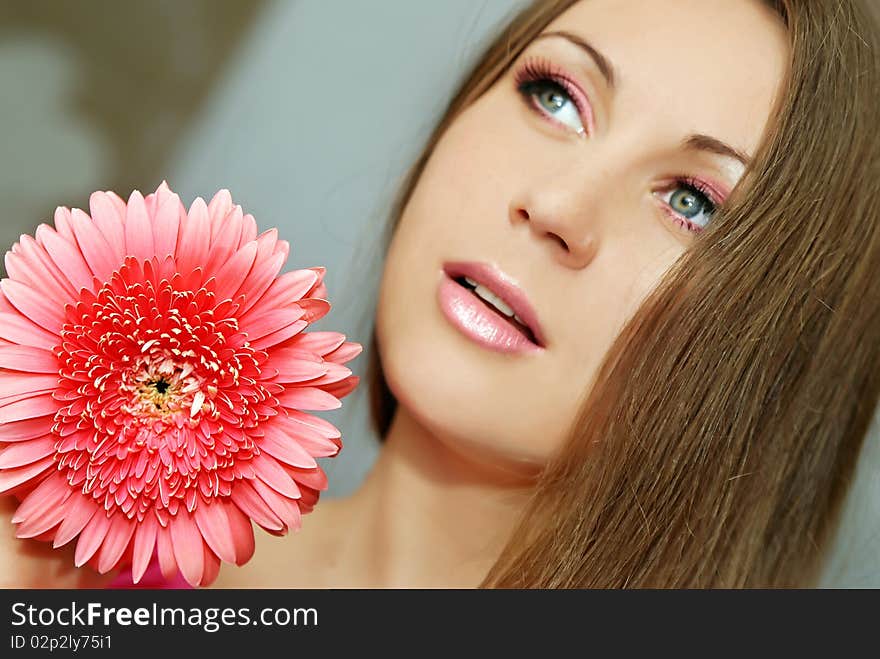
[439,261,547,352]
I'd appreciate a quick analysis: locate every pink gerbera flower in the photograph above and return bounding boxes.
[0,182,361,587]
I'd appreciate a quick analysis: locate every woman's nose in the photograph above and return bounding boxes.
[509,191,600,270]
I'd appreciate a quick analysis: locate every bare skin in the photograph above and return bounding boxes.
[0,497,113,588]
[1,0,788,587]
[213,405,534,587]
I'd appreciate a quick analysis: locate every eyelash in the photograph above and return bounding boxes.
[512,56,719,236]
[513,56,590,134]
[659,177,718,235]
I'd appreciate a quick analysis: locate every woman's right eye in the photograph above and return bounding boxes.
[514,58,591,137]
[518,79,586,136]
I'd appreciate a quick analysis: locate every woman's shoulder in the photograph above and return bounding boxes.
[0,497,114,588]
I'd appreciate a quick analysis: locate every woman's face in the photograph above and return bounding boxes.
[375,0,788,475]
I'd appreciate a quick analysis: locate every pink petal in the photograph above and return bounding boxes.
[0,455,54,494]
[271,358,329,383]
[11,475,70,537]
[242,307,306,342]
[176,197,211,276]
[280,408,342,439]
[304,362,352,387]
[88,191,126,264]
[131,514,158,584]
[200,543,222,587]
[169,512,205,587]
[0,345,59,373]
[15,493,70,539]
[270,347,323,363]
[286,464,329,491]
[0,373,59,398]
[52,206,76,243]
[205,206,244,274]
[0,311,60,349]
[152,189,181,259]
[143,188,158,216]
[297,298,331,323]
[0,417,54,442]
[11,473,68,523]
[258,423,318,468]
[105,190,128,217]
[304,266,326,292]
[213,241,258,302]
[0,437,56,468]
[0,393,56,415]
[287,331,346,356]
[245,225,278,259]
[251,454,301,499]
[223,501,255,566]
[124,190,155,263]
[97,513,136,573]
[194,503,237,564]
[275,235,290,258]
[277,386,341,411]
[251,479,302,532]
[18,234,79,299]
[0,279,65,333]
[70,208,119,282]
[207,189,233,229]
[270,412,341,446]
[251,319,309,350]
[319,375,360,400]
[53,495,98,548]
[230,480,284,531]
[237,254,286,319]
[5,247,71,304]
[240,213,258,247]
[297,485,320,514]
[0,393,60,423]
[74,510,112,567]
[156,525,179,581]
[156,255,177,286]
[325,341,363,364]
[241,269,317,321]
[292,432,339,458]
[36,224,94,294]
[280,268,320,301]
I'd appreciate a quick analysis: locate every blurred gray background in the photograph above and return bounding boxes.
[0,0,876,586]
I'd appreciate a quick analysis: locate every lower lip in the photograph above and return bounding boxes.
[437,271,543,355]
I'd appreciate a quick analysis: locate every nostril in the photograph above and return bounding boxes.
[517,208,530,221]
[550,233,568,250]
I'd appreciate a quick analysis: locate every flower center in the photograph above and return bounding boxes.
[119,348,214,426]
[50,257,281,522]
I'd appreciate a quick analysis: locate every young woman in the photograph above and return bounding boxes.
[212,0,880,588]
[3,0,879,588]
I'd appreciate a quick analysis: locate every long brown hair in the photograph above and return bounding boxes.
[365,0,880,587]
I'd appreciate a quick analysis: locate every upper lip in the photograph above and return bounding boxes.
[442,261,547,347]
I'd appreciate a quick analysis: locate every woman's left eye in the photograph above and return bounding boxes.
[655,181,717,234]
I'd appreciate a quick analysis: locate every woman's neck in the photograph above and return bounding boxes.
[213,405,535,588]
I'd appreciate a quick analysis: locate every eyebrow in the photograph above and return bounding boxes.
[534,30,617,90]
[532,30,752,167]
[681,134,751,167]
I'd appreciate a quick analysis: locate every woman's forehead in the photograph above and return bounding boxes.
[540,0,789,160]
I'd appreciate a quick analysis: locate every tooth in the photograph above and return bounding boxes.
[464,277,479,288]
[473,284,515,317]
